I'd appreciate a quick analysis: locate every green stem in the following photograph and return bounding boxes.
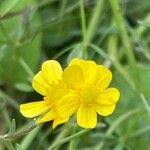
[107,22,135,89]
[3,140,14,150]
[68,125,78,150]
[50,125,70,150]
[19,126,41,150]
[95,109,140,150]
[0,123,37,140]
[79,0,87,53]
[140,93,150,113]
[128,125,150,139]
[86,0,104,45]
[109,0,140,92]
[47,128,90,150]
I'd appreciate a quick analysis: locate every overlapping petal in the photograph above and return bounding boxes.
[20,101,50,118]
[52,117,69,129]
[32,60,62,96]
[96,88,120,105]
[94,65,112,91]
[41,60,62,85]
[32,71,49,96]
[96,104,116,116]
[57,92,79,118]
[69,58,97,86]
[77,104,97,128]
[63,65,84,89]
[37,109,56,124]
[37,109,69,128]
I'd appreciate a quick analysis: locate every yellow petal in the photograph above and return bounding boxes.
[96,88,120,105]
[42,60,62,85]
[77,104,97,128]
[69,58,84,66]
[32,71,49,96]
[32,60,62,96]
[37,109,55,124]
[95,65,112,90]
[96,104,116,116]
[52,117,69,129]
[20,101,49,118]
[57,92,79,118]
[63,65,84,89]
[69,58,97,86]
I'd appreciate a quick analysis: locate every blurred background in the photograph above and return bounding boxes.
[0,0,150,149]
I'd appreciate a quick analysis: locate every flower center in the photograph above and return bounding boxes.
[80,87,98,104]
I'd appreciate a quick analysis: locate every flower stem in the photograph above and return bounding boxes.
[109,0,140,92]
[79,0,87,54]
[86,0,104,45]
[0,123,37,140]
[95,109,140,150]
[47,128,90,150]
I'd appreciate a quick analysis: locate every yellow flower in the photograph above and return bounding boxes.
[20,58,120,129]
[57,58,120,128]
[20,60,69,128]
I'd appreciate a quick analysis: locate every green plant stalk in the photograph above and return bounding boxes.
[3,140,14,150]
[86,0,104,45]
[128,125,150,139]
[47,128,90,150]
[68,125,78,150]
[19,126,41,150]
[140,93,150,113]
[95,109,140,150]
[50,125,71,150]
[79,0,87,53]
[109,0,140,92]
[136,13,150,36]
[0,123,37,140]
[19,57,34,81]
[107,23,135,89]
[58,0,68,32]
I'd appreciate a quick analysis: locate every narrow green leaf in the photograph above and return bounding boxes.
[0,0,20,18]
[15,83,33,92]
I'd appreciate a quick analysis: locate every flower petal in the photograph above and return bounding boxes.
[52,117,69,129]
[20,101,49,118]
[95,65,112,91]
[32,71,49,96]
[96,104,116,116]
[32,60,62,96]
[37,109,55,124]
[42,60,62,85]
[69,58,97,86]
[96,88,120,105]
[57,92,79,118]
[77,104,97,128]
[63,65,84,89]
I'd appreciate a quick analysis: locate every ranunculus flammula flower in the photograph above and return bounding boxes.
[20,60,69,128]
[58,58,120,128]
[20,58,120,129]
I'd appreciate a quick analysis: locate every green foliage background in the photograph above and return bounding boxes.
[0,0,150,149]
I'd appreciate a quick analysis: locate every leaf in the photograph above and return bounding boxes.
[0,0,20,18]
[0,0,41,87]
[137,20,150,28]
[15,83,33,92]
